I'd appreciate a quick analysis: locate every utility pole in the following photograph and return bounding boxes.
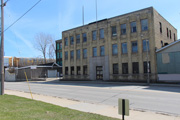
[82,6,84,26]
[95,0,98,29]
[0,0,5,95]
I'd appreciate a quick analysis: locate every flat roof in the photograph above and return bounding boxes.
[62,7,153,33]
[56,39,62,42]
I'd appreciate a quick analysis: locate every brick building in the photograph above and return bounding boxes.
[61,7,177,82]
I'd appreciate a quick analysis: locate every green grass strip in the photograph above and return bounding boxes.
[0,95,119,120]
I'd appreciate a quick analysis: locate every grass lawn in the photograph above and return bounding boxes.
[0,95,120,120]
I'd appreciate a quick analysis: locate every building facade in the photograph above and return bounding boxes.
[62,7,177,82]
[56,39,62,76]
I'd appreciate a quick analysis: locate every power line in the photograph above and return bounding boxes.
[5,0,10,4]
[4,0,42,32]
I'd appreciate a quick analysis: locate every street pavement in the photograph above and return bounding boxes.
[4,79,180,119]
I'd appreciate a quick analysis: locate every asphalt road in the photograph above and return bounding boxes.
[5,80,180,116]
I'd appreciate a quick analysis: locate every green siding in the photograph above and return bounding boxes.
[157,52,180,74]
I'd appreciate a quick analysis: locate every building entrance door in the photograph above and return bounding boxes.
[96,66,103,80]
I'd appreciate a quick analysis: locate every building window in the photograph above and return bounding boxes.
[60,42,62,49]
[77,66,81,75]
[65,37,68,46]
[143,40,149,52]
[76,34,80,44]
[167,28,169,37]
[130,21,136,33]
[65,51,68,60]
[60,61,62,66]
[65,67,68,75]
[83,49,87,59]
[122,42,127,54]
[159,22,162,33]
[83,33,87,42]
[76,49,80,59]
[132,62,139,74]
[70,36,74,45]
[161,40,163,47]
[92,30,97,40]
[122,63,128,74]
[132,41,138,53]
[112,44,118,55]
[100,28,104,39]
[141,19,148,31]
[57,43,60,50]
[60,52,62,58]
[169,30,172,39]
[93,47,97,57]
[100,46,105,56]
[71,67,74,75]
[113,63,118,74]
[121,24,126,35]
[111,26,117,36]
[57,61,59,65]
[174,33,176,41]
[57,52,60,59]
[83,65,87,75]
[70,51,74,59]
[144,61,151,73]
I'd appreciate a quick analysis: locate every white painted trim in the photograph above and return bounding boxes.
[158,74,180,81]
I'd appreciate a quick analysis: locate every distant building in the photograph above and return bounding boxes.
[61,7,177,82]
[156,39,180,81]
[56,39,62,76]
[4,57,55,68]
[4,56,13,68]
[15,62,61,81]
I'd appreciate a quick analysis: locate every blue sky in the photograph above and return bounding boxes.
[4,0,180,58]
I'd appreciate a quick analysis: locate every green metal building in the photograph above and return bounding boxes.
[156,39,180,81]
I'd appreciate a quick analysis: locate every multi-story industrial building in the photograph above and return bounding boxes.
[56,39,62,75]
[62,7,177,82]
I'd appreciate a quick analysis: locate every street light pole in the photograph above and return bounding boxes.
[0,0,5,95]
[146,40,150,85]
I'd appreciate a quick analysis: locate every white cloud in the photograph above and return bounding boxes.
[12,31,34,50]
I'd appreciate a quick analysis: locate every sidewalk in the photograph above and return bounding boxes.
[5,90,180,120]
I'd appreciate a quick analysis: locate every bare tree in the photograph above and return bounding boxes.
[34,33,53,63]
[48,38,56,60]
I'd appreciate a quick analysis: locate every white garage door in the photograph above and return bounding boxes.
[48,70,57,78]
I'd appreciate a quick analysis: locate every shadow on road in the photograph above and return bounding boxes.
[31,80,138,87]
[29,79,180,93]
[143,86,180,93]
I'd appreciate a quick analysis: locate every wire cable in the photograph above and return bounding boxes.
[4,0,42,32]
[5,0,10,3]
